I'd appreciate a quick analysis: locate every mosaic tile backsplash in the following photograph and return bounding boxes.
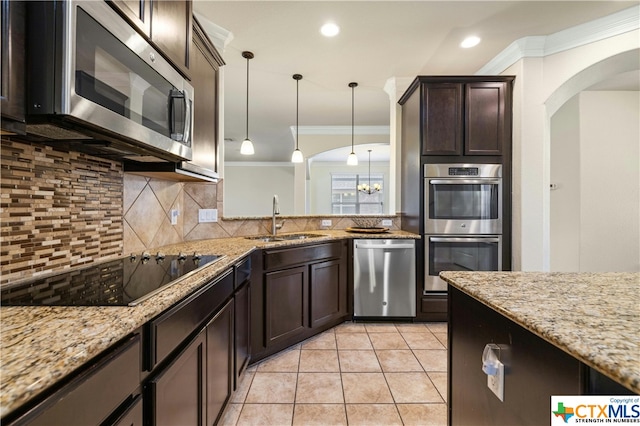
[0,139,123,284]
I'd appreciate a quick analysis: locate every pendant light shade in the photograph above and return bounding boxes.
[240,51,255,155]
[347,82,358,166]
[291,74,304,163]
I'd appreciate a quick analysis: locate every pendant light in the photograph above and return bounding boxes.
[240,51,255,155]
[291,74,304,163]
[347,82,358,166]
[357,149,381,194]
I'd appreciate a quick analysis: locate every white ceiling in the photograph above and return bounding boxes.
[193,1,637,162]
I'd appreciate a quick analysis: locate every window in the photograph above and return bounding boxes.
[331,173,383,214]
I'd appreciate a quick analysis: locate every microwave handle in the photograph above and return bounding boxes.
[169,89,187,141]
[183,93,192,145]
[428,179,501,185]
[429,237,501,243]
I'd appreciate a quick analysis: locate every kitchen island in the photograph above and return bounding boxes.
[440,271,639,425]
[0,230,418,422]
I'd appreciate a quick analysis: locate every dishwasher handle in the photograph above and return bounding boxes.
[354,242,415,250]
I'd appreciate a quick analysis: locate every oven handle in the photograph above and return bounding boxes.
[428,179,501,185]
[429,237,501,243]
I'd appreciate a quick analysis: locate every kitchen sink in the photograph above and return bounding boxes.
[245,233,327,242]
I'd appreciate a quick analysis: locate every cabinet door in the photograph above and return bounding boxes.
[309,259,347,328]
[206,300,234,426]
[107,0,150,35]
[149,332,206,426]
[465,81,506,155]
[265,266,308,347]
[190,21,220,175]
[151,0,192,75]
[422,83,463,156]
[234,282,251,387]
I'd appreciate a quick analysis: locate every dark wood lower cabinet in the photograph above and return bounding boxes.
[5,334,141,426]
[265,265,309,347]
[251,240,350,362]
[234,281,251,387]
[206,299,234,426]
[148,298,234,426]
[310,259,347,328]
[149,332,206,426]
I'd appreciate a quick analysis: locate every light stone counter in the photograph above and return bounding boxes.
[0,230,418,418]
[439,271,640,394]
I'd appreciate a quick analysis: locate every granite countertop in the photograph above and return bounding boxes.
[439,271,640,394]
[0,230,418,418]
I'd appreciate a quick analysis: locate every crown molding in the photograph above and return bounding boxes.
[225,161,293,167]
[193,12,234,53]
[477,5,640,75]
[290,125,390,136]
[383,77,415,101]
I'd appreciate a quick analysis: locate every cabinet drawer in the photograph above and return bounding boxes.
[264,241,343,271]
[148,269,233,370]
[14,334,141,426]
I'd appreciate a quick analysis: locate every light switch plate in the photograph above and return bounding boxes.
[170,209,179,225]
[381,219,393,227]
[321,219,332,227]
[198,209,218,223]
[487,361,505,401]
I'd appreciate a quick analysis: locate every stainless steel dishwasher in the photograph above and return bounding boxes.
[353,239,416,318]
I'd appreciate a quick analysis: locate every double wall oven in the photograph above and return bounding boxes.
[424,164,503,292]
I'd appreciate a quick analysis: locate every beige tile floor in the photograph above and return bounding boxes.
[220,322,448,426]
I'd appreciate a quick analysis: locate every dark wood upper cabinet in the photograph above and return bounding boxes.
[465,81,507,155]
[422,83,463,156]
[418,78,511,157]
[190,18,223,175]
[151,0,192,76]
[107,0,150,35]
[108,0,191,76]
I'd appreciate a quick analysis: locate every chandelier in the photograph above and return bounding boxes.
[357,149,381,194]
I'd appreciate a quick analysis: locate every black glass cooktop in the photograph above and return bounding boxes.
[0,253,223,307]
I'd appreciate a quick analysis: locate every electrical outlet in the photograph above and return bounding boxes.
[198,209,218,223]
[321,219,332,227]
[170,209,179,225]
[381,219,393,227]
[487,360,505,401]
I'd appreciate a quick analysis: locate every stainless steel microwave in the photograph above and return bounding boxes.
[25,0,193,162]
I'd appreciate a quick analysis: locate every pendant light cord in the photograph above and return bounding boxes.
[296,78,299,150]
[245,56,250,140]
[348,82,357,153]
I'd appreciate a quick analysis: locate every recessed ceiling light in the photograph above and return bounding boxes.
[320,22,340,37]
[461,36,481,48]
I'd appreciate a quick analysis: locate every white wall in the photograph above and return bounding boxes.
[578,91,639,271]
[223,164,295,216]
[550,96,582,271]
[503,28,639,271]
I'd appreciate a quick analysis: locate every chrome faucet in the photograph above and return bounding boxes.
[272,195,285,236]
